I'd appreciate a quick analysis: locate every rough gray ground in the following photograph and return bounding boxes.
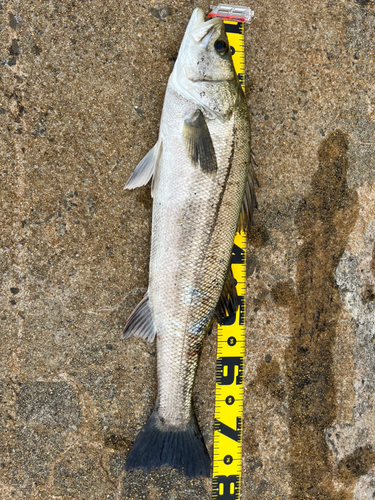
[0,0,374,499]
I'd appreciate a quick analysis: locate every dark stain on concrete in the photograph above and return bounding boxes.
[362,284,375,303]
[243,414,260,455]
[256,479,270,496]
[271,279,296,308]
[9,39,20,56]
[9,13,18,30]
[285,131,359,499]
[247,222,270,247]
[247,455,263,472]
[252,287,270,312]
[246,253,258,275]
[104,433,132,452]
[148,6,173,22]
[338,445,375,482]
[354,0,371,7]
[250,358,285,401]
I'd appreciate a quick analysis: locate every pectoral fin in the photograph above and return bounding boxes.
[124,140,162,191]
[237,150,259,231]
[183,110,217,175]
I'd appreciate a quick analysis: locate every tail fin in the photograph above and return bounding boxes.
[125,410,210,477]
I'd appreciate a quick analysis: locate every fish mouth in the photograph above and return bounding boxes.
[199,27,215,49]
[189,14,223,45]
[183,65,234,83]
[188,7,222,30]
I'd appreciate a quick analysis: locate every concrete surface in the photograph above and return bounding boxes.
[1,0,374,498]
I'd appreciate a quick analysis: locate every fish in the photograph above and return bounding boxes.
[122,7,257,478]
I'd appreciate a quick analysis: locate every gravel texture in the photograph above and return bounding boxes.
[1,0,374,498]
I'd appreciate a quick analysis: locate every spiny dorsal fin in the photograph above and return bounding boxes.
[215,265,239,324]
[183,110,217,175]
[124,140,162,191]
[122,292,156,342]
[237,150,259,232]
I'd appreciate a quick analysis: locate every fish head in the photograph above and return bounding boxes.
[179,8,234,83]
[172,8,240,120]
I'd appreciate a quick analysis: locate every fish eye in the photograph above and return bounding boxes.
[214,40,228,55]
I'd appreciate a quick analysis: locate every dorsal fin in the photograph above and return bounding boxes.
[215,265,239,324]
[237,150,259,232]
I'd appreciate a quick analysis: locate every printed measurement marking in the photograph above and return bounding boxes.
[212,231,246,500]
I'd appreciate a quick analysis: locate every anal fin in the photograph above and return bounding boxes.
[122,292,156,342]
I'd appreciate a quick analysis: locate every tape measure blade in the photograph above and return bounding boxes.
[211,10,248,500]
[224,22,245,93]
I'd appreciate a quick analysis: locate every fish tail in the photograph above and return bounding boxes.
[125,410,210,477]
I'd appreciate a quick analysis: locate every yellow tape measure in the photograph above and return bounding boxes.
[213,232,246,499]
[209,5,254,499]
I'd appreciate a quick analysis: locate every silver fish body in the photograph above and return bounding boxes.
[152,85,250,424]
[123,8,256,477]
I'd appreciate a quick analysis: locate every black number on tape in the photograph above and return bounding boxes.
[215,417,242,442]
[216,357,244,385]
[231,243,245,264]
[212,474,240,499]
